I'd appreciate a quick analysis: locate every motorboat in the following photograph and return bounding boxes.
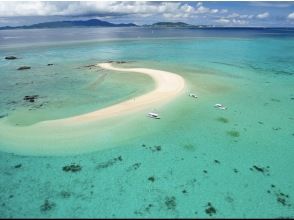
[189,93,198,98]
[214,103,227,110]
[148,112,160,119]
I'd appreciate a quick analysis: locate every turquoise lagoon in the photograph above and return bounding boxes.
[0,28,294,218]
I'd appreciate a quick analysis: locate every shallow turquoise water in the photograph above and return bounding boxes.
[0,28,294,218]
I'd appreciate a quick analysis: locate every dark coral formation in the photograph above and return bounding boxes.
[5,56,18,60]
[165,196,176,210]
[271,98,281,102]
[205,202,217,216]
[182,189,187,194]
[269,185,292,207]
[96,156,123,170]
[183,144,195,151]
[148,176,155,182]
[40,199,56,212]
[62,164,82,173]
[17,66,31,70]
[23,95,39,103]
[60,191,71,198]
[134,204,154,216]
[142,144,162,152]
[127,163,141,172]
[227,130,240,137]
[14,164,22,169]
[107,60,128,64]
[250,165,270,176]
[272,127,281,131]
[0,114,8,119]
[216,117,229,123]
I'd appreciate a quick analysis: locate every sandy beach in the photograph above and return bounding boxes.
[38,62,185,126]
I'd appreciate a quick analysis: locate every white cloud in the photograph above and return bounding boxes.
[239,14,254,19]
[257,12,270,19]
[220,9,228,14]
[250,2,292,8]
[215,18,230,24]
[227,13,239,18]
[288,12,294,19]
[215,16,248,26]
[232,19,248,25]
[195,5,214,14]
[0,1,221,18]
[210,9,219,14]
[0,2,169,16]
[163,13,190,20]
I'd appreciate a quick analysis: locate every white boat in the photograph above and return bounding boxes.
[189,93,198,98]
[214,103,227,110]
[148,112,160,119]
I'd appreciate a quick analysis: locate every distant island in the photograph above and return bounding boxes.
[0,19,218,30]
[0,19,286,30]
[0,19,137,30]
[144,22,213,28]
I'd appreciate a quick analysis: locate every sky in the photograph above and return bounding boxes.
[0,1,294,27]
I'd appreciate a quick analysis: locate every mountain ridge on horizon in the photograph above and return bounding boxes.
[0,19,137,30]
[0,18,292,30]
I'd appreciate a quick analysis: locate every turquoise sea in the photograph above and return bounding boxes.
[0,27,294,218]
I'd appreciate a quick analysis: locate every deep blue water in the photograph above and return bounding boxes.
[1,27,294,47]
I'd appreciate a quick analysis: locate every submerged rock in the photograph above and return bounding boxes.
[47,64,54,66]
[5,56,18,60]
[17,66,31,70]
